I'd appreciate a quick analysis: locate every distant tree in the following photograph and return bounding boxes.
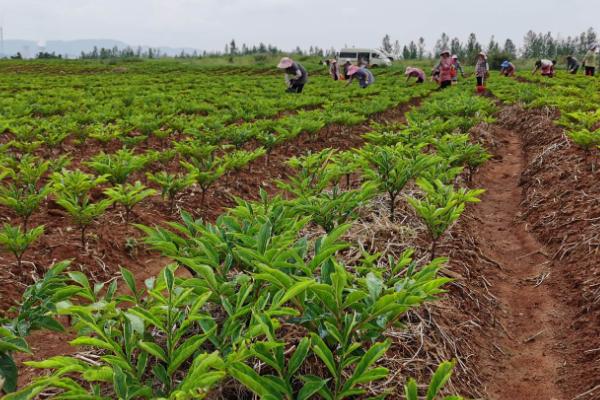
[450,37,463,59]
[434,33,450,57]
[417,37,426,59]
[409,41,418,59]
[36,51,61,59]
[230,39,237,55]
[503,39,517,59]
[382,34,393,53]
[465,33,482,63]
[543,32,556,58]
[402,45,411,60]
[10,52,22,60]
[393,40,401,59]
[258,42,267,53]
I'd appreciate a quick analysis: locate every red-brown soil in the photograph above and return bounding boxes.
[500,106,600,399]
[468,122,570,399]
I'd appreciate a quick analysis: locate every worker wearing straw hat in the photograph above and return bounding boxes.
[405,67,426,84]
[345,65,375,88]
[436,50,453,88]
[475,52,490,92]
[277,57,308,93]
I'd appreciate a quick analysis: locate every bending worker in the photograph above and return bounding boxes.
[532,59,556,77]
[566,56,580,74]
[500,60,516,77]
[405,67,426,84]
[346,65,375,88]
[277,57,308,93]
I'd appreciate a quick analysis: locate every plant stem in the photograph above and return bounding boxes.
[431,237,438,261]
[81,225,87,247]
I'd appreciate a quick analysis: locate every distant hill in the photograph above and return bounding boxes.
[0,39,201,58]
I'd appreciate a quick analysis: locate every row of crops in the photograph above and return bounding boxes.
[0,59,500,399]
[487,71,600,152]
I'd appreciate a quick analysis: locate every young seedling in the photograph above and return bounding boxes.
[358,144,434,220]
[85,148,149,184]
[292,183,376,233]
[146,171,193,212]
[56,194,113,246]
[104,181,157,222]
[0,184,51,230]
[407,178,484,260]
[180,159,226,210]
[0,224,44,269]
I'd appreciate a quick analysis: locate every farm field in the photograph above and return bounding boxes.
[0,59,599,400]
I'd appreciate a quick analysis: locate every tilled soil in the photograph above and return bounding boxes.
[470,122,571,400]
[501,106,600,399]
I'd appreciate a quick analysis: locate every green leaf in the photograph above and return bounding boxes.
[120,267,137,296]
[404,378,418,400]
[287,337,310,378]
[276,279,315,307]
[228,362,271,398]
[138,341,167,362]
[310,333,337,379]
[0,352,17,393]
[426,360,455,400]
[298,375,328,400]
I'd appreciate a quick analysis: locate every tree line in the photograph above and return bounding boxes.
[381,28,599,66]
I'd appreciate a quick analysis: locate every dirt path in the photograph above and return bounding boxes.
[474,126,569,400]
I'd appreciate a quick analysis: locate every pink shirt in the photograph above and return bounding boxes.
[439,58,453,82]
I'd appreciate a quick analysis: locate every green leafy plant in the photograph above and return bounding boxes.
[56,194,112,246]
[85,148,149,184]
[51,169,109,204]
[0,184,51,230]
[104,181,157,222]
[146,171,193,212]
[404,360,463,400]
[0,224,44,269]
[407,178,484,260]
[278,149,338,198]
[358,144,435,220]
[8,266,226,399]
[292,183,376,233]
[181,159,226,209]
[0,261,70,394]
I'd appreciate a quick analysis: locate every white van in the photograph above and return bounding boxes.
[337,48,392,67]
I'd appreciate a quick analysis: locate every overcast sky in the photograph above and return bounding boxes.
[0,0,596,51]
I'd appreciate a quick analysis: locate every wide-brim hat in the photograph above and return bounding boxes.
[277,57,293,68]
[347,65,360,76]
